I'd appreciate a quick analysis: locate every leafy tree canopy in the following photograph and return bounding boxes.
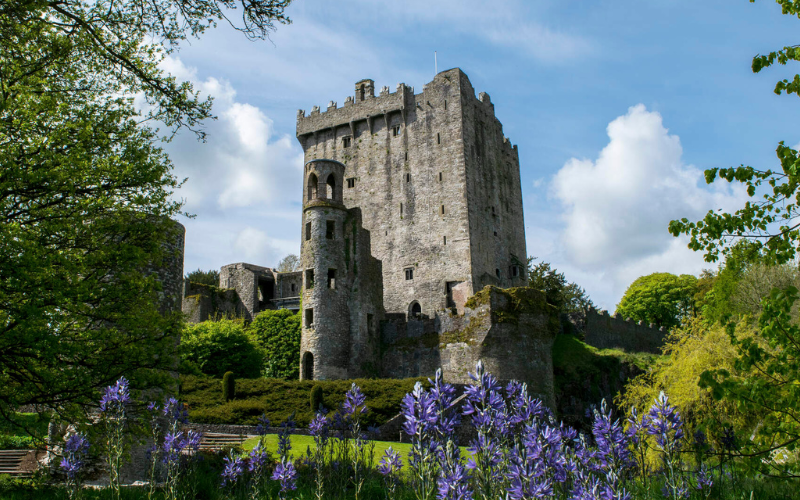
[249,309,301,379]
[526,257,594,314]
[614,273,698,329]
[276,254,301,273]
[0,0,292,422]
[181,318,263,378]
[186,268,220,286]
[669,1,800,265]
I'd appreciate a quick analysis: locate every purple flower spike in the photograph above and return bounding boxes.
[99,377,130,413]
[256,413,271,436]
[221,451,246,487]
[377,447,403,476]
[343,383,367,416]
[646,392,684,450]
[437,461,473,500]
[60,433,90,479]
[272,456,298,496]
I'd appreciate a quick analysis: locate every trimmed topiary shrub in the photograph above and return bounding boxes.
[181,318,263,378]
[248,309,301,379]
[310,384,324,412]
[222,371,235,401]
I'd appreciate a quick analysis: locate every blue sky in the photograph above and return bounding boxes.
[164,0,799,310]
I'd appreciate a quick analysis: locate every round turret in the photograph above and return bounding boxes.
[299,159,350,380]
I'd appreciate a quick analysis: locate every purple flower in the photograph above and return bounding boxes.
[437,461,473,500]
[308,411,329,438]
[401,382,438,437]
[255,413,271,436]
[162,397,188,425]
[60,433,90,479]
[343,383,367,416]
[221,451,246,487]
[646,392,684,451]
[591,400,633,473]
[696,464,713,491]
[377,447,403,476]
[272,456,298,497]
[99,377,130,413]
[249,443,270,473]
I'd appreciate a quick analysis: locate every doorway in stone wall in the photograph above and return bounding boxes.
[302,351,314,380]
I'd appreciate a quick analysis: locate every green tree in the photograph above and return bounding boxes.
[248,309,301,379]
[0,0,291,420]
[615,273,698,329]
[526,257,594,313]
[181,319,263,378]
[276,254,301,273]
[186,268,220,286]
[668,1,800,265]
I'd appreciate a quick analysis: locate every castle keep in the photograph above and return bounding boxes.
[181,69,667,407]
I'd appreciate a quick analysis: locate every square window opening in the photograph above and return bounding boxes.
[305,222,311,241]
[327,269,336,289]
[305,308,314,328]
[392,125,401,137]
[305,269,315,289]
[347,178,356,188]
[342,136,351,148]
[405,268,414,280]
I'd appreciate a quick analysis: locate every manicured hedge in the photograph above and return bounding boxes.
[180,375,430,428]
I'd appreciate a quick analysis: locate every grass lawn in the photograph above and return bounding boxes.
[240,434,471,470]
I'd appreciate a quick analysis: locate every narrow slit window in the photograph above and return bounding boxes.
[405,151,408,161]
[444,99,447,110]
[342,136,351,148]
[305,308,314,327]
[405,268,414,280]
[443,236,447,245]
[495,268,501,279]
[492,206,496,215]
[305,269,315,289]
[327,269,336,289]
[405,173,411,183]
[326,220,335,240]
[291,283,296,293]
[305,222,311,241]
[392,125,401,137]
[437,133,441,144]
[440,205,445,215]
[400,203,404,217]
[347,177,356,188]
[494,230,498,236]
[439,172,443,182]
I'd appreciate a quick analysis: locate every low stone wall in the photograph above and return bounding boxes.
[181,282,243,323]
[583,308,666,354]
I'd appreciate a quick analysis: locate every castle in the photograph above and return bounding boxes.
[182,69,666,407]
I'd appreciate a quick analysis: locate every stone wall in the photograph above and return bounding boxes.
[181,281,243,323]
[380,286,559,409]
[296,68,526,319]
[219,263,276,321]
[583,308,666,354]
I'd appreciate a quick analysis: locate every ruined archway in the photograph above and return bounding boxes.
[307,173,318,201]
[302,351,314,380]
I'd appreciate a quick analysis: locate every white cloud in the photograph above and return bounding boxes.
[540,104,748,309]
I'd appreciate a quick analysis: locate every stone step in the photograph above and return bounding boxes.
[0,449,36,477]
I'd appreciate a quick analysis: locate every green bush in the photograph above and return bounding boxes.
[181,318,263,378]
[181,375,430,428]
[310,384,323,412]
[222,371,235,401]
[248,309,301,379]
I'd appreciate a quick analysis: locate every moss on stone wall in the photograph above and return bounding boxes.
[389,332,440,352]
[464,286,555,325]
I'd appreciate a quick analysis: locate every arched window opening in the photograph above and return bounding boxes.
[359,85,365,101]
[326,174,337,201]
[302,352,314,380]
[307,173,318,201]
[409,301,422,319]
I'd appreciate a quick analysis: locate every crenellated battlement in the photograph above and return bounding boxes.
[583,307,666,354]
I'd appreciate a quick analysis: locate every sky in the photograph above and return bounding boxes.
[163,0,800,311]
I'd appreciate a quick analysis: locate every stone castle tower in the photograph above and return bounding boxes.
[296,68,528,380]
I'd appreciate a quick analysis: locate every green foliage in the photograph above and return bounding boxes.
[180,375,429,428]
[249,309,302,379]
[276,254,301,272]
[615,273,698,329]
[0,0,291,418]
[186,268,220,286]
[222,371,235,401]
[526,257,594,313]
[669,2,800,265]
[181,319,263,378]
[310,384,324,412]
[700,286,800,475]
